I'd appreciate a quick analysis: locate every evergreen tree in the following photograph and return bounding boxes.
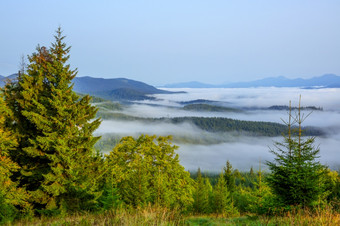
[249,166,254,177]
[223,160,236,193]
[193,168,211,214]
[266,98,327,208]
[2,27,103,213]
[204,177,214,213]
[193,168,203,213]
[213,171,230,216]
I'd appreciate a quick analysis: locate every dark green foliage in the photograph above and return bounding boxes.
[98,185,122,211]
[179,99,220,105]
[267,138,326,207]
[223,161,236,193]
[126,116,323,137]
[183,104,241,112]
[92,115,323,147]
[266,100,327,208]
[249,167,255,177]
[2,28,103,214]
[268,105,323,111]
[168,117,290,136]
[190,171,220,186]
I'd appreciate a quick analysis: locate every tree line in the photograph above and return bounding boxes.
[0,28,339,224]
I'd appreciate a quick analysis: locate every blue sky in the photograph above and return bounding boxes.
[1,0,340,85]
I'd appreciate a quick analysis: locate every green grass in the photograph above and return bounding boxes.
[185,207,340,226]
[8,206,340,226]
[9,206,185,226]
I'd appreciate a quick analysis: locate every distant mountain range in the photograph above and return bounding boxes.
[1,74,340,101]
[163,74,340,88]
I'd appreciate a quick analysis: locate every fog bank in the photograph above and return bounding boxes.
[152,87,340,111]
[177,135,340,172]
[96,87,340,172]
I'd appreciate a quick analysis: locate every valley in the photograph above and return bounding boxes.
[89,86,340,171]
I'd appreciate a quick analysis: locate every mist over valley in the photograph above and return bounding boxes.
[94,87,340,172]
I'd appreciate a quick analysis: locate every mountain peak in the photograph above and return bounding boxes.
[319,73,337,79]
[72,76,175,101]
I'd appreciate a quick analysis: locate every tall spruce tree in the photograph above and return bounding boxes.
[193,168,203,213]
[193,168,211,214]
[213,171,230,216]
[266,98,327,208]
[223,160,236,194]
[2,28,103,213]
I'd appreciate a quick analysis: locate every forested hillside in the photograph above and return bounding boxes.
[182,103,241,112]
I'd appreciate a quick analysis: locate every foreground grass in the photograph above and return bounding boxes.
[187,206,340,226]
[9,206,185,226]
[8,206,340,226]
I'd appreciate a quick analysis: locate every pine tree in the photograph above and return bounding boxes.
[193,168,211,214]
[193,168,203,213]
[250,166,254,177]
[213,171,230,216]
[2,27,103,213]
[223,160,236,193]
[204,177,213,213]
[266,98,327,208]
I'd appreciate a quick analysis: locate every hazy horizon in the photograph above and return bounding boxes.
[1,72,339,88]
